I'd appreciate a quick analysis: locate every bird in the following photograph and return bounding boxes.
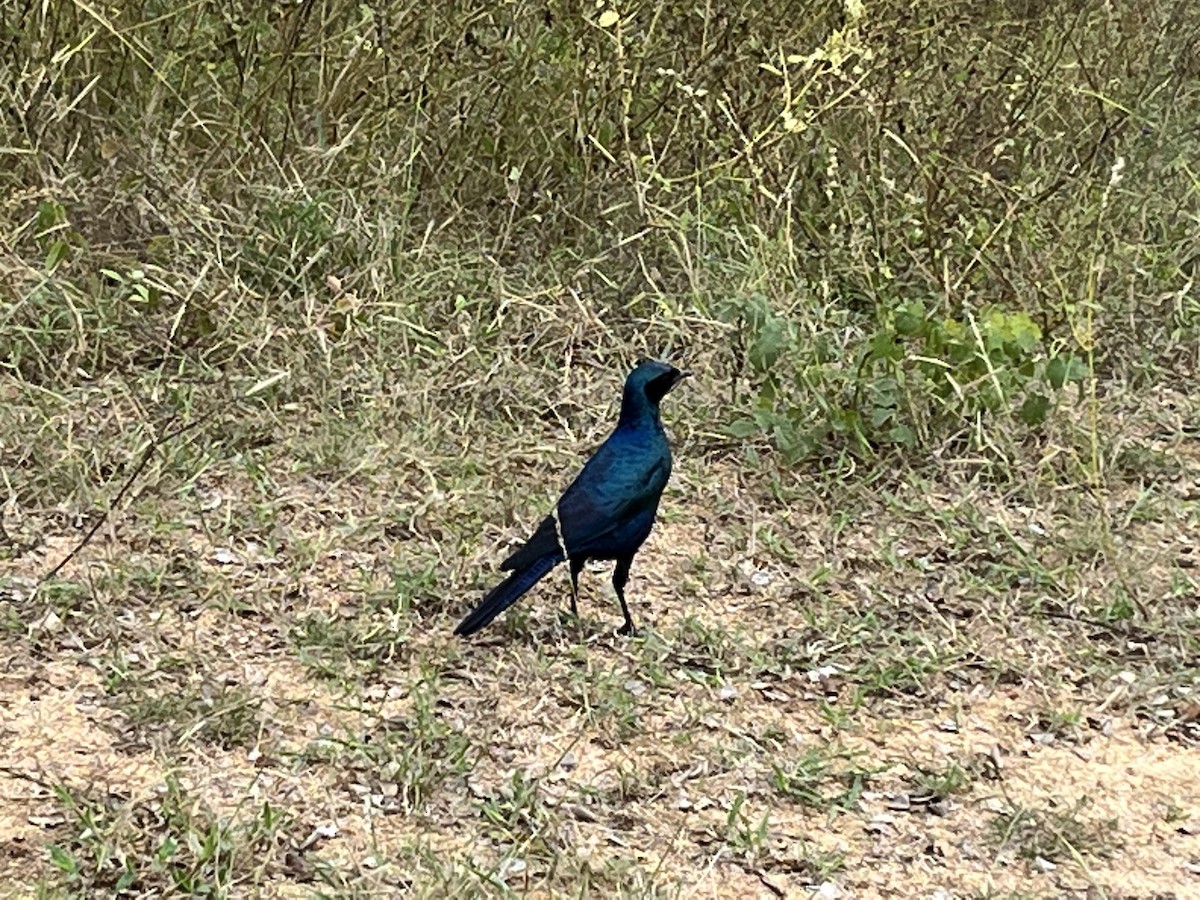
[454,358,686,638]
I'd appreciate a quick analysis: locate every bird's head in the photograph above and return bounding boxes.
[626,358,687,406]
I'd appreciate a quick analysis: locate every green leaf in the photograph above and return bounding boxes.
[1008,312,1041,352]
[982,309,1041,359]
[1019,393,1049,425]
[156,835,179,862]
[940,317,966,341]
[756,378,778,404]
[870,375,900,407]
[748,316,790,372]
[1047,355,1068,389]
[727,418,758,438]
[44,239,69,274]
[1103,592,1136,622]
[116,865,138,891]
[1046,354,1088,389]
[868,330,903,362]
[48,845,78,875]
[887,423,916,446]
[830,406,862,435]
[771,417,797,453]
[36,199,65,232]
[893,300,926,336]
[870,405,893,427]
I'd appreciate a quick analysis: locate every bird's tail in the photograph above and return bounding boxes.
[454,552,562,637]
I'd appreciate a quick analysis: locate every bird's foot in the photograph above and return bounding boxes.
[617,622,638,637]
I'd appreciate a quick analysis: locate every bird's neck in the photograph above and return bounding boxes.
[617,388,661,431]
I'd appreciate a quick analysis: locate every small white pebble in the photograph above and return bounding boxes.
[806,665,840,682]
[499,858,527,878]
[32,610,63,635]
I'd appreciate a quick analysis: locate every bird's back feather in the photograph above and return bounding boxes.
[556,430,671,559]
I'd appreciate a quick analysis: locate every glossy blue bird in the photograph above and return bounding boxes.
[454,359,686,637]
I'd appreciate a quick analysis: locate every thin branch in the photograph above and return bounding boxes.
[37,418,204,585]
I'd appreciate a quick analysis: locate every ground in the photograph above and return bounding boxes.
[1,375,1197,898]
[3,0,1199,896]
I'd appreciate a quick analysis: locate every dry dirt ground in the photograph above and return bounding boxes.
[1,386,1198,898]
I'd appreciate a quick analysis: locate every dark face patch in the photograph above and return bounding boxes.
[644,366,685,403]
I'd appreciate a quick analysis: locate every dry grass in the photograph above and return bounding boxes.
[3,0,1200,897]
[1,380,1198,897]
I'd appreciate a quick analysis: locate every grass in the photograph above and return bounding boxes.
[988,797,1121,867]
[2,0,1200,896]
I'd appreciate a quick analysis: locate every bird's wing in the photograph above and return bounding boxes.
[555,438,670,554]
[498,434,669,570]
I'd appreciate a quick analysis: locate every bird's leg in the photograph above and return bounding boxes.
[568,557,585,618]
[612,556,636,635]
